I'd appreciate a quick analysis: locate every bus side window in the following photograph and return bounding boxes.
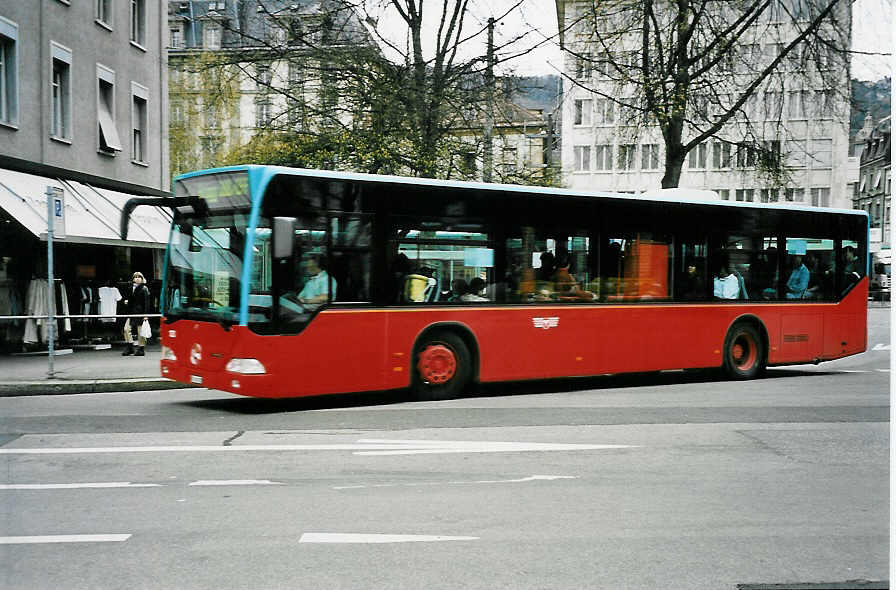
[839,239,864,296]
[330,214,372,303]
[393,221,494,304]
[604,234,671,301]
[505,229,595,303]
[674,241,708,301]
[784,237,837,300]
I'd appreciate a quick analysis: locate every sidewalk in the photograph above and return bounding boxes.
[0,342,192,396]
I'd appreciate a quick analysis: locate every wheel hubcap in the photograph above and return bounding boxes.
[732,334,757,370]
[418,344,457,384]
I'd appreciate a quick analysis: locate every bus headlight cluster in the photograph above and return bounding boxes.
[225,358,267,374]
[161,346,177,361]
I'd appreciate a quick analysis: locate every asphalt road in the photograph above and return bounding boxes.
[0,309,889,589]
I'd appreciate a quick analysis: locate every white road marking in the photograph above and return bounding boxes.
[189,480,283,486]
[837,370,868,373]
[0,439,637,456]
[876,369,890,372]
[354,439,636,456]
[0,534,131,544]
[872,343,891,351]
[299,533,478,544]
[0,482,160,490]
[334,474,577,490]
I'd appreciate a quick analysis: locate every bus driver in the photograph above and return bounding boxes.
[280,253,337,315]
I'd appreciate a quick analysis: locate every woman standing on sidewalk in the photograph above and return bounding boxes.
[122,272,151,357]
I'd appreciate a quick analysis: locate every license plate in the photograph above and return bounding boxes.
[190,375,203,384]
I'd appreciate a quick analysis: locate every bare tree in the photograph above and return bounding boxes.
[172,0,555,180]
[562,0,851,189]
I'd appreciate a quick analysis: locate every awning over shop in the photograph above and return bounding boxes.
[0,168,172,249]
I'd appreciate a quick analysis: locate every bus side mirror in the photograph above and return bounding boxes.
[273,217,296,259]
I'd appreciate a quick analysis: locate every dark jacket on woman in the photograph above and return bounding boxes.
[125,283,151,315]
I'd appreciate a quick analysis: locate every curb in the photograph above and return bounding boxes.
[0,378,198,397]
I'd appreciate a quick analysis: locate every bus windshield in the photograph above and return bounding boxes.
[164,171,252,326]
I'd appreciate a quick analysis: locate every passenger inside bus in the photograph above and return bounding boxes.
[786,254,810,299]
[461,277,488,301]
[551,250,597,301]
[447,278,468,302]
[713,259,740,299]
[842,245,862,289]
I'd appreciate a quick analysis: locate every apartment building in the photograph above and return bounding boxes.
[555,0,853,209]
[0,0,170,351]
[855,115,891,271]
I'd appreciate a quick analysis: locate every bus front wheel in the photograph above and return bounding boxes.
[722,322,766,380]
[412,331,472,401]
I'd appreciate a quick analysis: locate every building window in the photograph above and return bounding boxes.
[736,144,757,168]
[205,101,219,128]
[573,99,592,126]
[131,82,148,163]
[810,187,830,207]
[809,139,832,168]
[0,18,18,127]
[641,144,659,170]
[51,43,72,140]
[502,147,516,173]
[256,64,271,89]
[96,0,112,27]
[171,100,184,125]
[785,188,805,202]
[788,90,806,119]
[594,97,614,125]
[688,142,707,169]
[96,64,122,154]
[735,189,755,202]
[760,188,779,203]
[574,55,592,80]
[715,189,730,201]
[573,145,591,171]
[618,144,636,171]
[595,144,613,171]
[170,27,183,48]
[712,141,731,169]
[204,22,222,50]
[130,0,146,46]
[255,99,272,128]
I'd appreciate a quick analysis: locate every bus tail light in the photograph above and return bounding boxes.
[161,346,177,361]
[225,358,267,374]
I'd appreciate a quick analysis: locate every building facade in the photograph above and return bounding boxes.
[555,0,853,209]
[0,0,170,351]
[167,0,370,176]
[449,100,559,186]
[854,115,891,275]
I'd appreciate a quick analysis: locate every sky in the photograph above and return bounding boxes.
[367,0,892,81]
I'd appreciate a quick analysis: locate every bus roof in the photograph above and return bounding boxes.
[174,164,868,218]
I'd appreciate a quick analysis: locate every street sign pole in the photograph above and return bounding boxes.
[46,187,56,377]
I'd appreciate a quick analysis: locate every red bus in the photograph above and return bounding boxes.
[123,166,868,400]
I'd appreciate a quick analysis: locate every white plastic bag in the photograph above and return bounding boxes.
[139,319,152,339]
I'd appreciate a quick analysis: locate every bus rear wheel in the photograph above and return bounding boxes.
[722,323,766,380]
[412,331,472,401]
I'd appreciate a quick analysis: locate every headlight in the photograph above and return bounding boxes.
[161,346,177,361]
[225,358,267,374]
